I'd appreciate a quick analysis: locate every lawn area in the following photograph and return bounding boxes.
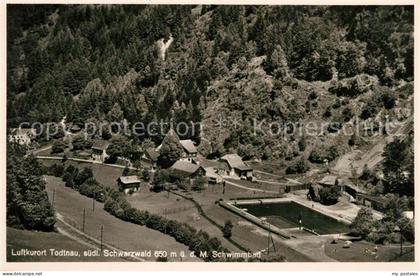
[44,175,197,262]
[247,160,286,175]
[126,184,313,261]
[40,159,124,188]
[325,239,414,262]
[7,227,122,262]
[126,189,239,252]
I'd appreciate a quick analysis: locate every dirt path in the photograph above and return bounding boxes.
[332,116,413,176]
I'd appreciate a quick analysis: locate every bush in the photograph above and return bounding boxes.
[285,159,309,174]
[308,91,318,100]
[360,104,379,120]
[151,169,169,192]
[381,91,396,109]
[308,146,339,163]
[327,121,342,133]
[223,220,233,238]
[192,176,207,191]
[71,136,93,151]
[298,138,306,151]
[350,207,375,237]
[323,107,332,118]
[49,163,64,177]
[51,140,66,154]
[141,169,150,182]
[341,107,354,122]
[319,186,341,205]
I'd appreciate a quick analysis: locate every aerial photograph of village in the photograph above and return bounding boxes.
[6,4,414,263]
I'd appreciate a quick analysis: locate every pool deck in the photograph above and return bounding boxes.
[227,196,353,226]
[286,191,383,224]
[219,200,292,239]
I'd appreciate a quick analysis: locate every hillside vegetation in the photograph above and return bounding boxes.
[7,5,414,162]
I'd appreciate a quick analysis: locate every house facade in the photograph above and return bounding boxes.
[179,139,198,162]
[220,153,253,179]
[141,148,160,170]
[317,175,344,191]
[8,128,36,146]
[91,140,110,162]
[169,160,205,182]
[118,175,141,194]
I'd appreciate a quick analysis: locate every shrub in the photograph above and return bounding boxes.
[140,169,150,182]
[323,107,332,118]
[341,107,354,122]
[223,220,233,238]
[309,146,339,163]
[381,91,396,109]
[350,207,375,237]
[319,186,341,205]
[298,138,306,151]
[308,91,318,100]
[49,163,64,177]
[360,104,379,120]
[285,159,309,174]
[327,121,342,133]
[151,169,169,192]
[192,176,207,191]
[51,140,66,154]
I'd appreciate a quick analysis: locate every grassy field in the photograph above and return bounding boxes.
[325,239,414,262]
[7,227,122,262]
[127,189,240,252]
[41,159,124,188]
[44,175,197,262]
[127,184,312,261]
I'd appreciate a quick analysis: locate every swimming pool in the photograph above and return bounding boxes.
[236,201,350,235]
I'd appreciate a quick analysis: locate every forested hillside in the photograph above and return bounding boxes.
[7,5,414,161]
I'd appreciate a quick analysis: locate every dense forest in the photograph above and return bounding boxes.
[7,144,56,231]
[7,5,413,160]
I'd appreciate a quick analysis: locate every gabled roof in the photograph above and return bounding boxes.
[144,148,160,162]
[318,175,338,186]
[179,139,197,154]
[92,140,110,151]
[9,128,36,137]
[220,154,251,171]
[199,158,229,171]
[169,160,201,179]
[118,175,140,184]
[203,167,223,181]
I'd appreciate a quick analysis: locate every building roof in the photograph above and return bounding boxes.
[169,160,201,179]
[118,175,140,184]
[198,158,229,170]
[356,193,384,204]
[9,128,36,137]
[344,182,365,194]
[203,167,223,181]
[179,139,197,154]
[144,148,160,162]
[318,175,338,186]
[92,140,110,151]
[220,154,252,171]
